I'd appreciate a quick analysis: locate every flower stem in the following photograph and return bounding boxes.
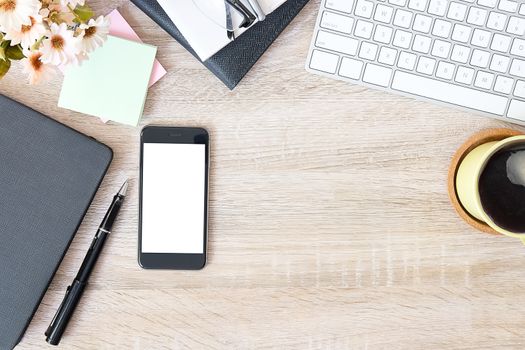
[31,36,46,51]
[67,4,83,23]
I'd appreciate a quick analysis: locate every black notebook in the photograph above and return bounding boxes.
[0,95,112,350]
[131,0,310,90]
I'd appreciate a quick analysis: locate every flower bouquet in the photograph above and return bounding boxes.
[0,0,110,84]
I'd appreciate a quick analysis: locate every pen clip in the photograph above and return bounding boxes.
[45,285,71,336]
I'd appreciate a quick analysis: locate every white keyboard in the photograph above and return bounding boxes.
[306,0,525,124]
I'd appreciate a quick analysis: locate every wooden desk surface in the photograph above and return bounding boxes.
[2,1,525,349]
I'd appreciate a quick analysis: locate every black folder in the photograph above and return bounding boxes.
[131,0,310,90]
[0,94,113,350]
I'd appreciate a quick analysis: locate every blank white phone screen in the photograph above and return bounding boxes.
[141,143,205,254]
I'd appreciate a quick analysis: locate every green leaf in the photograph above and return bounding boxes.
[0,40,9,60]
[6,45,24,60]
[0,58,11,79]
[73,5,94,23]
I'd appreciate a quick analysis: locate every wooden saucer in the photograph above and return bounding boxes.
[448,128,524,235]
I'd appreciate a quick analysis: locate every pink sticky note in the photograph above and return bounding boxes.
[109,9,166,88]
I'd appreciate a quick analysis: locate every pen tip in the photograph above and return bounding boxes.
[118,180,129,197]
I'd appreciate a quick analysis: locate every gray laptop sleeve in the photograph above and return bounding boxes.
[0,94,112,350]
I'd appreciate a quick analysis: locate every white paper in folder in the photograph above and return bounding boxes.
[156,0,288,61]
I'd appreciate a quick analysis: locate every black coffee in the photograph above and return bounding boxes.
[479,146,525,233]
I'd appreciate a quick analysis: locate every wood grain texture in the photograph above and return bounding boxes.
[2,0,525,349]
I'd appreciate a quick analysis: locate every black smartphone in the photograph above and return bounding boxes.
[139,126,209,270]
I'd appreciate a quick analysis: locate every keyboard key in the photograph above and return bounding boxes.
[514,80,525,98]
[478,0,497,8]
[521,4,525,15]
[374,4,394,23]
[436,61,455,80]
[451,23,472,43]
[432,19,452,38]
[416,56,436,75]
[310,50,339,74]
[408,0,428,11]
[507,17,525,36]
[451,44,471,63]
[316,31,359,56]
[339,57,364,79]
[363,63,393,86]
[394,9,414,28]
[326,0,355,13]
[389,0,407,6]
[428,0,448,16]
[412,34,432,53]
[470,49,490,68]
[474,71,495,89]
[393,30,413,49]
[359,42,379,60]
[467,7,488,25]
[494,76,514,94]
[498,0,518,13]
[398,51,417,70]
[431,40,451,58]
[413,14,433,33]
[508,100,525,121]
[354,19,374,39]
[374,25,394,44]
[491,34,512,53]
[455,66,475,84]
[487,11,508,30]
[490,54,511,73]
[355,0,374,18]
[321,11,354,34]
[511,38,525,58]
[448,2,468,21]
[510,59,525,78]
[391,71,508,115]
[471,28,491,47]
[378,47,398,65]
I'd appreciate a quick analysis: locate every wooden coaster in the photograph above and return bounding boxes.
[448,128,524,235]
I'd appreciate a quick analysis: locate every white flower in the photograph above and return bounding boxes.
[22,49,55,84]
[46,2,75,26]
[78,15,110,53]
[38,6,48,18]
[40,22,79,66]
[3,14,45,49]
[0,0,39,31]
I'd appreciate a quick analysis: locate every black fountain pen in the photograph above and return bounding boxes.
[45,180,128,345]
